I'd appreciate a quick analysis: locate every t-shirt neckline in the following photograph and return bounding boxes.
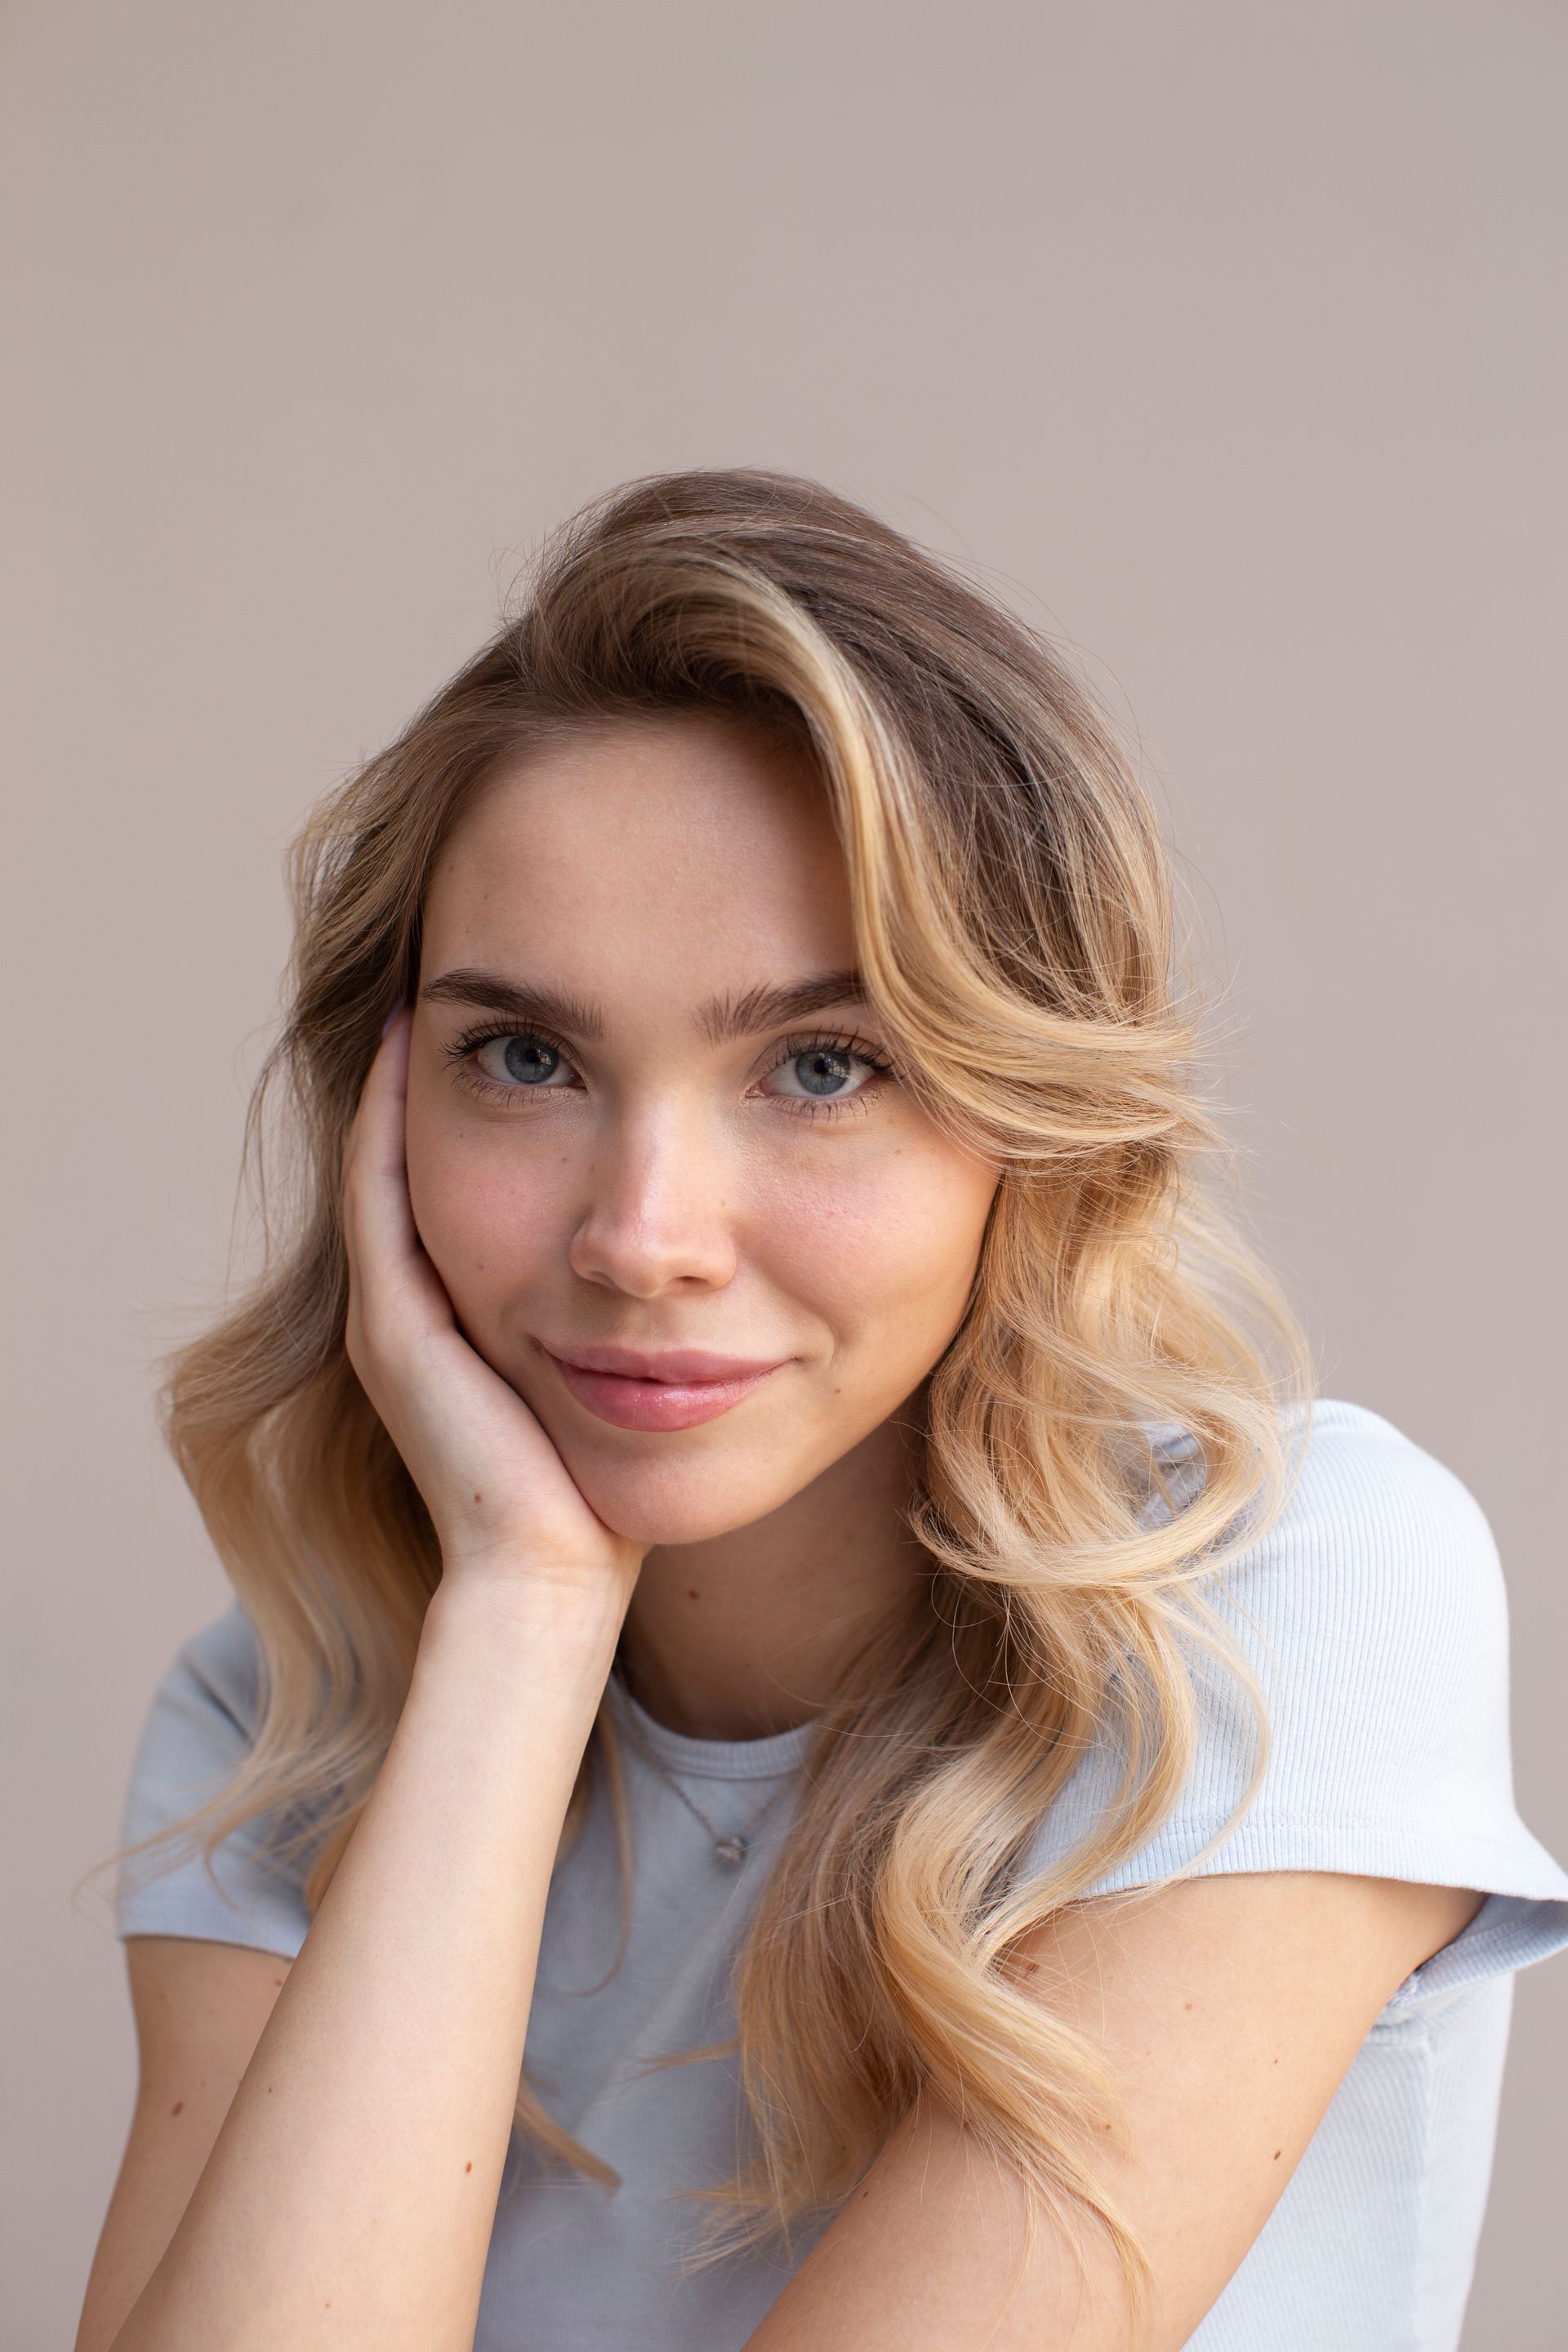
[602,1669,813,1782]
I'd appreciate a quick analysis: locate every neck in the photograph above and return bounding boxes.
[613,1407,933,1742]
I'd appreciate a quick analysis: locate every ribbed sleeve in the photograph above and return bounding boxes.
[1012,1401,1568,2010]
[114,1606,314,1958]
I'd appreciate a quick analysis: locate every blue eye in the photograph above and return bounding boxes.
[501,1036,559,1084]
[446,1022,896,1120]
[777,1046,858,1098]
[471,1032,574,1089]
[763,1035,895,1116]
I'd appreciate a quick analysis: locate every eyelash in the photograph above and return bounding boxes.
[443,1021,898,1124]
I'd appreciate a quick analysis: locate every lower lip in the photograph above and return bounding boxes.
[544,1353,787,1432]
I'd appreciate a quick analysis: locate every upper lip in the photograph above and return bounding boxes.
[543,1342,790,1383]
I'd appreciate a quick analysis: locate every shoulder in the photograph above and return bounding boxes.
[121,1602,269,1797]
[115,1602,314,1958]
[1199,1397,1508,1688]
[1254,1394,1495,1569]
[1018,1398,1568,1935]
[1161,1397,1512,1814]
[153,1601,269,1744]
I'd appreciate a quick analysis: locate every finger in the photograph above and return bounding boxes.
[344,1008,413,1254]
[342,1009,447,1340]
[345,1004,414,1218]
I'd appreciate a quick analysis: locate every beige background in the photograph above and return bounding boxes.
[5,2,1564,2345]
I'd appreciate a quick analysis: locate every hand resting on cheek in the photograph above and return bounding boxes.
[341,1006,648,1610]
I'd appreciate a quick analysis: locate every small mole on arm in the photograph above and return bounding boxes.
[1273,2149,1282,2161]
[466,2161,473,2172]
[171,2100,184,2116]
[1183,2001,1193,2011]
[686,1588,701,1601]
[474,1492,483,1505]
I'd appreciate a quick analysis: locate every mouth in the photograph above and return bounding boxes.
[538,1343,792,1433]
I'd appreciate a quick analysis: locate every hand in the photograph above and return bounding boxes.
[341,1009,648,1615]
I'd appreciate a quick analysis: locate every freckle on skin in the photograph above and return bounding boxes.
[686,1588,700,1601]
[473,1491,483,1504]
[171,2100,184,2116]
[1273,2149,1282,2161]
[466,2161,473,2172]
[1183,2001,1193,2011]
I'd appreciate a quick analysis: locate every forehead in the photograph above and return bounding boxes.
[421,710,854,977]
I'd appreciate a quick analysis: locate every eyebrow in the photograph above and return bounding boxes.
[419,966,869,1048]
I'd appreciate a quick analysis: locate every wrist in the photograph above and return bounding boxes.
[419,1566,627,1704]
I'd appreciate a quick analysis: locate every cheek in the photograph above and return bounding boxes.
[760,1144,996,1346]
[403,1116,568,1317]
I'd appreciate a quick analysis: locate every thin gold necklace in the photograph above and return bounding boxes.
[608,1678,798,1867]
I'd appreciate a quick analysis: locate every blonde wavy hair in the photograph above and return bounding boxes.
[90,467,1313,2326]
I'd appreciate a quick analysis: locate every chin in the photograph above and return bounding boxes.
[554,1441,798,1549]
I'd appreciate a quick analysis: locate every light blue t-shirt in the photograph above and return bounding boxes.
[114,1401,1568,2350]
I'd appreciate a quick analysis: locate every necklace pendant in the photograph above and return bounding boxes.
[714,1833,749,1866]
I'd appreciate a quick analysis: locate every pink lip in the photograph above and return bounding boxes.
[541,1342,791,1432]
[548,1342,784,1382]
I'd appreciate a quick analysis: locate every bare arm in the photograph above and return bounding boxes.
[106,1578,624,2352]
[105,1007,644,2350]
[76,1938,295,2352]
[742,1869,1486,2350]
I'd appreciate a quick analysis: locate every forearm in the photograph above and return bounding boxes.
[111,1575,625,2352]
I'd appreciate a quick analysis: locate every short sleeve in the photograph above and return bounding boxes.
[115,1603,315,1959]
[1013,1399,1568,2014]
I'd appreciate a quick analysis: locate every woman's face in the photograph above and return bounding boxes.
[404,710,1002,1547]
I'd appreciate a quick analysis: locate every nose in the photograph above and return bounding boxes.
[567,1105,740,1296]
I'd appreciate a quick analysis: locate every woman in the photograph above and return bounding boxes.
[81,469,1568,2351]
